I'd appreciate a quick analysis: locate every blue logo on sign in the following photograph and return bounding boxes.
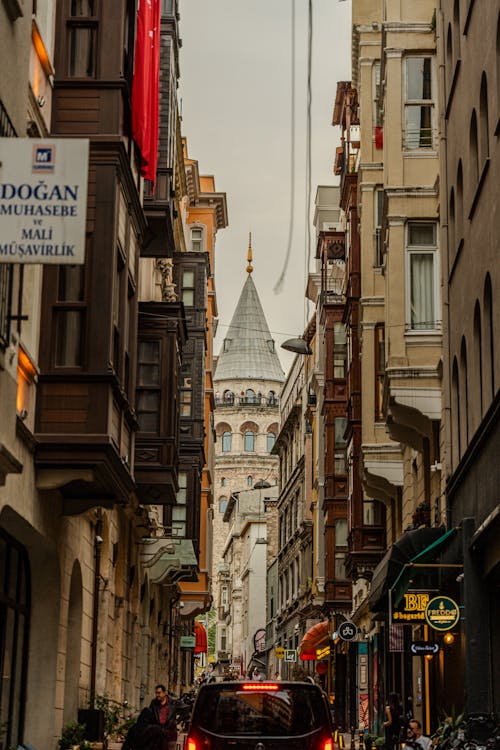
[32,145,55,173]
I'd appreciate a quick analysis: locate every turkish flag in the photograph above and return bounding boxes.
[131,0,161,185]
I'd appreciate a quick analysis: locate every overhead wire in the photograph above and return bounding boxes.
[273,0,296,294]
[303,0,313,329]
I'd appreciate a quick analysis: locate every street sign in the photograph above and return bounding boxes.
[425,596,460,631]
[285,649,297,662]
[180,635,196,649]
[338,621,357,641]
[275,646,285,659]
[410,641,440,655]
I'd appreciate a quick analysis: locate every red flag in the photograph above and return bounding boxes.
[131,0,161,185]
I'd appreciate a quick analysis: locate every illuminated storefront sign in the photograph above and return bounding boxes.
[391,591,431,623]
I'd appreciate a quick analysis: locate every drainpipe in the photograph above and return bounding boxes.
[90,510,103,706]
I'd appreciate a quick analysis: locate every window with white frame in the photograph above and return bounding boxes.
[406,222,439,331]
[220,627,227,651]
[190,226,203,252]
[404,57,434,149]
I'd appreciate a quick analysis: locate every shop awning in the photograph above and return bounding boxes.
[392,527,458,606]
[194,620,207,654]
[298,620,329,660]
[368,527,456,613]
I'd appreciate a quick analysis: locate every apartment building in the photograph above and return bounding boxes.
[438,0,500,720]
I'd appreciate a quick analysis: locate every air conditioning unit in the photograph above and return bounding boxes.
[322,221,342,232]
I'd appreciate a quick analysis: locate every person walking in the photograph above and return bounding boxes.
[383,692,404,750]
[148,685,178,750]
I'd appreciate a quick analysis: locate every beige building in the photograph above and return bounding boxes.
[212,251,283,666]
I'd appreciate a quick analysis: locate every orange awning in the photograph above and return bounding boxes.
[194,620,207,654]
[298,620,329,661]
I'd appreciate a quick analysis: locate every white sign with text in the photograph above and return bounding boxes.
[0,138,89,264]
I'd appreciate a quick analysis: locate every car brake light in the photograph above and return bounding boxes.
[322,739,333,750]
[241,683,279,691]
[186,738,197,750]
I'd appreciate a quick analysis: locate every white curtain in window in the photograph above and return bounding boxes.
[410,253,434,329]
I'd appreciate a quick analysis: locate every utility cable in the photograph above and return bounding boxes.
[274,0,296,294]
[303,0,313,328]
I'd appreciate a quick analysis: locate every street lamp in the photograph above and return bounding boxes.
[281,337,313,355]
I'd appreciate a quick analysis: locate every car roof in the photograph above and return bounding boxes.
[197,680,325,691]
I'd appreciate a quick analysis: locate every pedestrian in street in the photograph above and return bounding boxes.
[147,684,178,750]
[407,719,432,750]
[383,692,404,750]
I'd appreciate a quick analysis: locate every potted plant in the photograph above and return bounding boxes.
[59,720,87,750]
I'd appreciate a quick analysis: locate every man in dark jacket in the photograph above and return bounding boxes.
[149,684,177,749]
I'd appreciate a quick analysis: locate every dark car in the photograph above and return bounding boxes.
[186,680,334,750]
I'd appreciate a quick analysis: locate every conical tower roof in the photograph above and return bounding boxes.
[215,272,284,383]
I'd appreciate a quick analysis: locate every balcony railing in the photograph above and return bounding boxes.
[215,395,279,408]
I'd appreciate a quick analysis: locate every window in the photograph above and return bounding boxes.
[335,553,346,580]
[136,340,160,432]
[180,362,192,417]
[244,431,255,451]
[0,265,14,349]
[223,389,234,404]
[54,265,86,367]
[246,388,256,403]
[267,432,276,452]
[405,57,433,148]
[220,627,227,652]
[479,74,489,166]
[374,187,384,266]
[334,322,347,378]
[247,475,253,487]
[336,519,348,547]
[470,110,479,185]
[374,324,385,421]
[483,274,495,403]
[334,417,347,474]
[190,226,203,252]
[363,500,384,526]
[459,337,469,446]
[373,61,383,127]
[222,431,232,452]
[268,390,277,405]
[67,0,98,77]
[173,471,187,537]
[220,585,229,608]
[0,529,30,750]
[182,270,195,307]
[452,357,461,463]
[219,496,228,514]
[473,302,483,419]
[406,223,439,331]
[221,477,227,487]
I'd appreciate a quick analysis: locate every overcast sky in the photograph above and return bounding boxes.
[179,0,351,373]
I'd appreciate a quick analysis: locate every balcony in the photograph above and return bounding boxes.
[215,395,279,408]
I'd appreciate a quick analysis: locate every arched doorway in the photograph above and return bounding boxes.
[0,528,31,749]
[63,561,83,724]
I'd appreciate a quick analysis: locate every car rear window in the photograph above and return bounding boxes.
[193,685,328,737]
